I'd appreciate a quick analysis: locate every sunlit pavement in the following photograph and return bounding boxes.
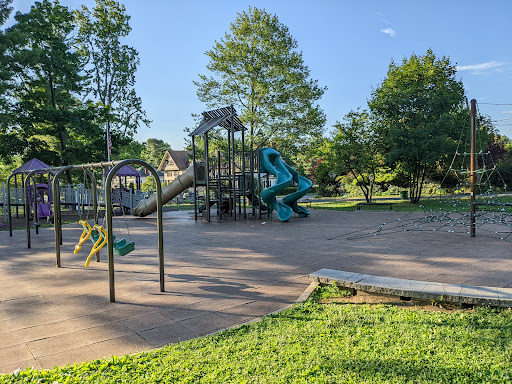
[1,209,511,373]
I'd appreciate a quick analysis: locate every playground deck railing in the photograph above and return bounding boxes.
[1,183,151,221]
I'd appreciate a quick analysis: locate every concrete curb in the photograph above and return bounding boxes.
[309,268,512,308]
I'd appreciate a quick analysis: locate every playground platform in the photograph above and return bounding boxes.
[1,209,512,373]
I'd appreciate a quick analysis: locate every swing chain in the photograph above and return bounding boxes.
[118,183,132,242]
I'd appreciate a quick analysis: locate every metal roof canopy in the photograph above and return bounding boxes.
[105,164,140,177]
[12,158,57,175]
[189,106,246,137]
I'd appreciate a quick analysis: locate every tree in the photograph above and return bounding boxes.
[330,109,382,202]
[7,0,103,180]
[306,154,340,197]
[368,49,466,203]
[118,139,144,160]
[76,0,150,158]
[140,138,170,168]
[0,0,12,110]
[194,6,326,158]
[0,0,25,163]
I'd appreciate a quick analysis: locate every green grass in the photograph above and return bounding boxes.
[310,198,431,212]
[164,202,195,211]
[310,195,512,213]
[3,292,512,383]
[309,281,352,301]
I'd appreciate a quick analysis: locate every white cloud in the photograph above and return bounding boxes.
[380,28,396,37]
[456,61,504,71]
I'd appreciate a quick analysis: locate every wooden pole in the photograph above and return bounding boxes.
[470,99,477,237]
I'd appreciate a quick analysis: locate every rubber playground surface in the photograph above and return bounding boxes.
[1,209,512,373]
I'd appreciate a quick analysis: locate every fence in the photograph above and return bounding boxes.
[0,182,150,222]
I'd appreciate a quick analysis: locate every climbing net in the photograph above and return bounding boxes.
[342,101,512,242]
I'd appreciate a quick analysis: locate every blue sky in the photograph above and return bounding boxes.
[9,0,512,150]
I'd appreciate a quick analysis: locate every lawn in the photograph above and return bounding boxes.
[310,194,512,213]
[2,286,512,383]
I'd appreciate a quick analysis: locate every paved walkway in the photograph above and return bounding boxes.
[1,209,512,373]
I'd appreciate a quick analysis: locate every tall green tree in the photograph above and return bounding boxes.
[194,6,326,158]
[0,0,12,110]
[368,49,466,203]
[330,109,382,202]
[76,0,150,158]
[0,0,25,163]
[7,0,103,178]
[118,139,144,160]
[140,138,170,168]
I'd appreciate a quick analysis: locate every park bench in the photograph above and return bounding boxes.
[299,198,313,207]
[356,202,393,211]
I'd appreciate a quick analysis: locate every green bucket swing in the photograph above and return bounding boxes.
[111,181,135,256]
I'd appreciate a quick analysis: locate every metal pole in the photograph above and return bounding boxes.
[204,132,210,222]
[106,124,111,162]
[192,135,198,221]
[34,175,39,235]
[470,99,477,237]
[242,128,246,219]
[17,175,21,218]
[250,150,255,217]
[52,166,96,266]
[217,150,221,217]
[231,116,237,221]
[227,125,232,216]
[7,174,14,237]
[24,172,40,249]
[106,159,164,302]
[2,182,6,223]
[257,149,262,219]
[53,165,73,267]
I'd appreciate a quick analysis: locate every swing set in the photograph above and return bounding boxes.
[52,159,164,302]
[72,169,135,268]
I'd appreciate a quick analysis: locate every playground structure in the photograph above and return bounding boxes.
[3,106,313,302]
[51,159,164,302]
[259,148,312,222]
[5,159,163,302]
[2,160,148,229]
[6,159,56,231]
[132,106,312,223]
[343,99,512,242]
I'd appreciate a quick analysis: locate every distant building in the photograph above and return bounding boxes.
[158,150,191,182]
[123,167,164,189]
[137,168,165,184]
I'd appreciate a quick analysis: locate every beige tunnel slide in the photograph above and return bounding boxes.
[132,165,195,217]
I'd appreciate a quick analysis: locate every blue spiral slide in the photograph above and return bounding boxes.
[259,148,312,222]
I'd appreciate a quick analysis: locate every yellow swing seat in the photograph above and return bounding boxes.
[74,220,92,254]
[85,225,107,267]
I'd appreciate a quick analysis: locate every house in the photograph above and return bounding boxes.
[158,150,191,183]
[122,166,164,189]
[137,168,165,184]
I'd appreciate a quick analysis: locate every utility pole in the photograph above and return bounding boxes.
[470,99,477,237]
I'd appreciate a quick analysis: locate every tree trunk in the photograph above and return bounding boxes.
[353,170,370,202]
[409,167,426,204]
[50,75,73,185]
